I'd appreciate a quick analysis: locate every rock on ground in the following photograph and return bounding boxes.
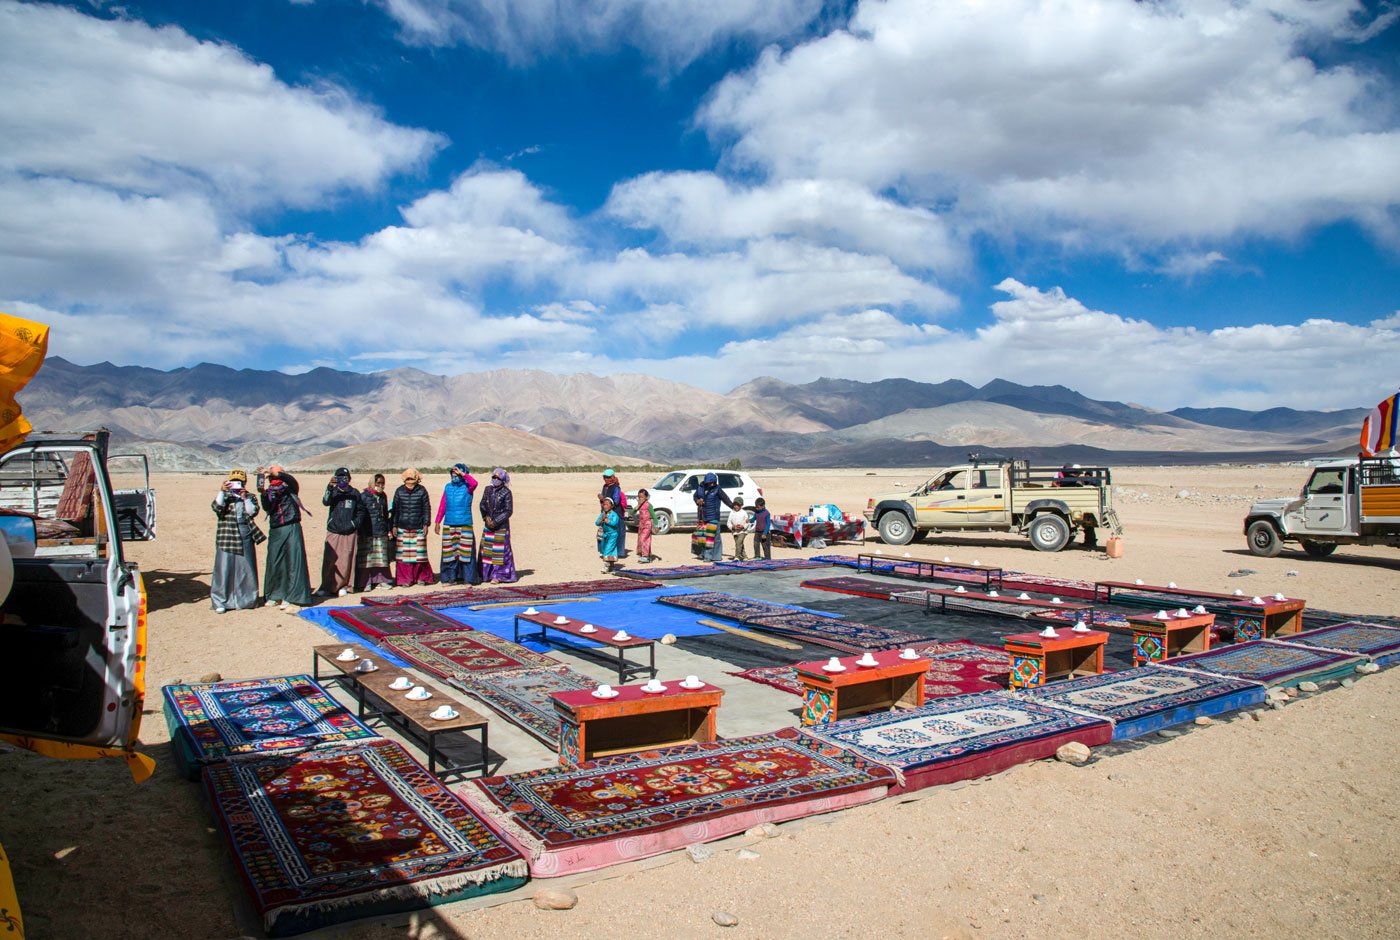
[1055,742,1092,765]
[713,912,739,927]
[686,844,714,863]
[532,888,578,910]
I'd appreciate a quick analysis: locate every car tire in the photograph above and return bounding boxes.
[1300,539,1337,558]
[652,510,673,536]
[910,530,929,544]
[877,512,915,546]
[1028,513,1070,552]
[1246,520,1282,558]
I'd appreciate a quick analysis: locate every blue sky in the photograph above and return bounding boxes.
[1,0,1398,411]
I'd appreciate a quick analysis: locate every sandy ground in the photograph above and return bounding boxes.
[2,465,1398,939]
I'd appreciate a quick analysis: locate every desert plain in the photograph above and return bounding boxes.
[1,463,1397,939]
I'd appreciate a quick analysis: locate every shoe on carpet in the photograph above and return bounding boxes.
[214,606,226,614]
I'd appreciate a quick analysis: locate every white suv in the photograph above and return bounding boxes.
[625,470,762,534]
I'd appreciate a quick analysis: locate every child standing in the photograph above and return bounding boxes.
[728,498,751,561]
[596,496,621,573]
[635,488,657,563]
[752,497,772,560]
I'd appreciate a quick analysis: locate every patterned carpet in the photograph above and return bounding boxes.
[730,640,1009,698]
[800,576,906,599]
[452,666,594,747]
[462,728,894,872]
[998,572,1097,600]
[535,578,661,595]
[384,629,561,680]
[1271,621,1400,666]
[743,611,924,654]
[162,675,378,780]
[1160,639,1362,687]
[1017,665,1266,739]
[615,564,739,580]
[800,692,1112,791]
[714,558,829,571]
[329,602,472,639]
[655,590,796,621]
[360,587,535,609]
[203,739,526,936]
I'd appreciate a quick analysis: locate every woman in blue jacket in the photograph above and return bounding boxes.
[435,463,480,585]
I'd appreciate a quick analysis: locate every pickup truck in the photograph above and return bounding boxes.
[864,458,1119,552]
[1244,455,1400,557]
[0,429,157,777]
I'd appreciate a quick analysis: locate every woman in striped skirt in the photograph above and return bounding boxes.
[478,468,517,583]
[390,468,435,586]
[434,463,480,585]
[355,473,394,591]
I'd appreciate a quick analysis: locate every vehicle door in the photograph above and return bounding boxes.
[1300,467,1349,532]
[717,473,749,511]
[912,469,971,529]
[675,474,701,527]
[960,467,1008,526]
[108,453,157,540]
[0,443,146,753]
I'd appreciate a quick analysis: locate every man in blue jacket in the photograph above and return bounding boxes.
[694,472,738,562]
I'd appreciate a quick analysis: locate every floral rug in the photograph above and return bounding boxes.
[1160,639,1362,687]
[162,675,378,780]
[1271,621,1400,667]
[614,564,738,580]
[743,611,924,654]
[800,692,1112,792]
[656,590,796,621]
[360,587,535,609]
[329,602,471,639]
[799,576,907,599]
[461,728,894,874]
[1016,665,1266,739]
[533,578,661,595]
[203,739,526,936]
[384,630,561,681]
[731,641,1009,698]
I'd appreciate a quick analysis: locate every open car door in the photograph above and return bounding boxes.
[0,434,152,782]
[108,452,157,541]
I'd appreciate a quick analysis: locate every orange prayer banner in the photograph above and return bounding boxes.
[0,313,49,453]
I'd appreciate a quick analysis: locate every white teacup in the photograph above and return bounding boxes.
[856,653,878,667]
[430,705,457,720]
[1018,593,1030,600]
[1251,596,1264,605]
[1175,608,1190,618]
[1193,605,1208,614]
[1134,579,1144,585]
[1274,593,1287,601]
[389,676,412,690]
[1051,597,1063,604]
[580,624,596,633]
[1040,625,1058,638]
[336,648,358,662]
[406,686,431,700]
[1155,610,1170,620]
[987,590,999,597]
[1168,581,1178,588]
[614,630,631,641]
[824,657,844,671]
[681,674,702,688]
[1072,621,1090,633]
[899,648,918,660]
[954,586,967,594]
[595,684,614,697]
[524,606,539,615]
[355,659,376,673]
[554,615,569,624]
[942,557,951,563]
[643,679,665,693]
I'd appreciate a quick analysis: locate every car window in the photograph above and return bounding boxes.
[718,473,743,489]
[1305,468,1346,495]
[653,472,684,491]
[971,469,1002,489]
[679,475,698,492]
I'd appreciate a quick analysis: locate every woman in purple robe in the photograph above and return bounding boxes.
[478,468,517,583]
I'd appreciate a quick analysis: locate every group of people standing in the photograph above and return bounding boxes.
[595,469,655,573]
[210,464,518,613]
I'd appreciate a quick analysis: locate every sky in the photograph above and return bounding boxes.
[2,0,1398,412]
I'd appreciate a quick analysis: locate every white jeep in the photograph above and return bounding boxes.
[625,469,762,534]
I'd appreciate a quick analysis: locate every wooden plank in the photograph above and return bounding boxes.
[697,618,802,650]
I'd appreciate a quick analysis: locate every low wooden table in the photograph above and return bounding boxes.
[856,553,1004,590]
[514,609,656,683]
[1094,581,1305,641]
[793,649,930,726]
[1126,611,1215,666]
[550,681,723,767]
[906,586,1091,618]
[1004,628,1108,689]
[312,643,489,778]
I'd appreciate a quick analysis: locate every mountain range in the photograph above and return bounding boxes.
[20,357,1365,470]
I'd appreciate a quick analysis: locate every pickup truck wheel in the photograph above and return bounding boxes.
[878,512,916,546]
[652,510,673,536]
[1246,520,1282,557]
[1028,514,1070,552]
[1300,539,1337,558]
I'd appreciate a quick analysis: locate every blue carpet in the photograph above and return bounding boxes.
[295,606,414,669]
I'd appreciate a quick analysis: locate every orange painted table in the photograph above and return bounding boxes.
[550,681,723,767]
[793,649,930,726]
[1094,581,1305,641]
[1126,611,1216,666]
[1004,628,1109,689]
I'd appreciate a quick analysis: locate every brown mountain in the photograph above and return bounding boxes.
[289,422,648,471]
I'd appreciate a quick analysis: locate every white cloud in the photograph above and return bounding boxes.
[377,0,827,71]
[1156,251,1229,280]
[701,0,1400,247]
[0,1,441,209]
[605,171,965,272]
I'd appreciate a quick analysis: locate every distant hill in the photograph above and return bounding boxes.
[22,357,1367,469]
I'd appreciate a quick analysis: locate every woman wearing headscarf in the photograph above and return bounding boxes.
[478,468,517,583]
[435,463,480,585]
[210,468,264,612]
[317,467,364,597]
[599,469,627,558]
[256,465,315,609]
[355,472,394,591]
[390,468,435,586]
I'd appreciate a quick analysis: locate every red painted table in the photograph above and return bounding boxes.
[514,609,656,683]
[550,680,724,767]
[793,649,931,726]
[1004,628,1109,689]
[1125,611,1216,666]
[856,554,1004,590]
[1094,581,1305,641]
